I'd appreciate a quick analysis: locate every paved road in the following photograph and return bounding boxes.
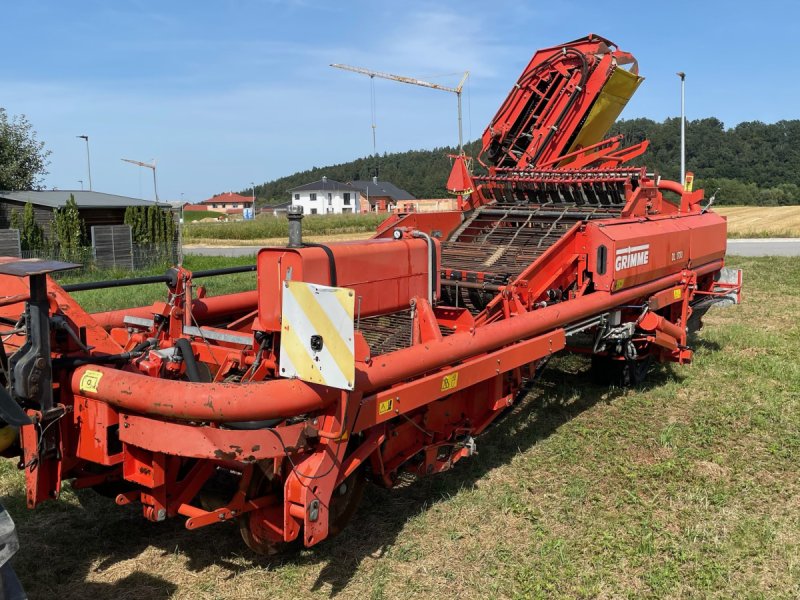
[186,239,800,259]
[726,238,800,257]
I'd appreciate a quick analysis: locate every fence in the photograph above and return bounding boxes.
[20,241,180,275]
[0,229,21,258]
[3,222,181,274]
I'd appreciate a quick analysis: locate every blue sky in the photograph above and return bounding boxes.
[2,1,795,201]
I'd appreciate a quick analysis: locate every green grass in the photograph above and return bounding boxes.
[55,255,256,313]
[183,210,226,223]
[184,213,385,241]
[3,256,800,598]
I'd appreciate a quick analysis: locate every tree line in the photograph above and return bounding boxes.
[250,119,800,206]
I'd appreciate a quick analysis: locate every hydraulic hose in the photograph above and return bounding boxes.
[174,337,282,429]
[174,338,201,383]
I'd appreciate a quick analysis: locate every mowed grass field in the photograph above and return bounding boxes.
[717,206,800,238]
[2,255,799,598]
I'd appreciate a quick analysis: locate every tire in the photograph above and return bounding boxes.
[590,354,652,387]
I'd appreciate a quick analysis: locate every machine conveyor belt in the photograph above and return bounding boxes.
[440,201,622,284]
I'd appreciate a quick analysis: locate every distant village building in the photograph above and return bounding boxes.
[0,190,169,238]
[288,176,415,215]
[349,177,415,213]
[394,198,459,213]
[288,177,360,215]
[185,192,254,215]
[259,200,291,217]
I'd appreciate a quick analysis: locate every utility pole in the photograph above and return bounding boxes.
[76,135,92,191]
[251,181,256,218]
[677,72,686,185]
[178,192,184,266]
[121,158,159,201]
[331,64,470,155]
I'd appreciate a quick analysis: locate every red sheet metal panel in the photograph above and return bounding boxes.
[257,238,438,331]
[585,212,726,292]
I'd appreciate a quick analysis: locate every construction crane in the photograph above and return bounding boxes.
[121,158,159,202]
[331,64,469,155]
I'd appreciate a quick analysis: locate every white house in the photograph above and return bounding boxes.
[288,176,416,215]
[288,177,359,215]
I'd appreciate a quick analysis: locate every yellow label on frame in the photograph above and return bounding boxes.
[378,398,394,415]
[441,372,459,392]
[673,289,682,300]
[79,369,103,393]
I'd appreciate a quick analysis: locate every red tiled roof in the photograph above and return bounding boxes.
[199,192,253,205]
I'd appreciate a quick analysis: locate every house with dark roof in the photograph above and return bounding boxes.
[0,190,169,239]
[288,176,415,215]
[348,177,415,213]
[288,177,360,215]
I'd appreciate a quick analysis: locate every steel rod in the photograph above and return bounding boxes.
[62,265,256,292]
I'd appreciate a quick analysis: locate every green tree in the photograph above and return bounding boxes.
[0,108,51,190]
[124,204,176,262]
[51,194,86,261]
[10,202,45,252]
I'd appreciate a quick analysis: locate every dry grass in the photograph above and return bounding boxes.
[184,232,372,247]
[716,206,800,238]
[3,256,800,598]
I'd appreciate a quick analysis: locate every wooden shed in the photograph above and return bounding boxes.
[0,190,169,239]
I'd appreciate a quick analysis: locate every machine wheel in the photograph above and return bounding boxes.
[239,465,366,555]
[327,466,367,538]
[239,466,297,556]
[590,354,652,388]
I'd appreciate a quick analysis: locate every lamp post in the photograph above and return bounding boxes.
[76,135,92,191]
[78,179,84,191]
[250,182,256,219]
[676,72,686,185]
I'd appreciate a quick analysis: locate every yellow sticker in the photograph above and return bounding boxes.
[378,398,394,415]
[614,279,625,291]
[673,289,682,299]
[441,372,459,392]
[79,369,103,394]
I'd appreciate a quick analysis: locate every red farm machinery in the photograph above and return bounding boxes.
[0,35,741,554]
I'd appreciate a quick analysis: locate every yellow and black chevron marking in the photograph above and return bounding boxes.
[279,280,355,390]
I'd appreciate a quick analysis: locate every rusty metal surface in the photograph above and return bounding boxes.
[441,200,622,285]
[0,258,81,277]
[358,310,454,356]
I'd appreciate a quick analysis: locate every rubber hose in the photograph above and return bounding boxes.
[174,338,201,383]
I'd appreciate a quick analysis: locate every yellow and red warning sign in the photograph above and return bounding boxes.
[279,281,355,390]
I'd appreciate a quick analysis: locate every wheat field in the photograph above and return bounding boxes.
[716,206,800,238]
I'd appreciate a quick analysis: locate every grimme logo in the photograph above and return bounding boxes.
[615,244,650,271]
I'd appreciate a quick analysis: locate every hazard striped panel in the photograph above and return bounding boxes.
[279,281,355,390]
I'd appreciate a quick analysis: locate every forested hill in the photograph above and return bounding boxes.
[251,118,800,206]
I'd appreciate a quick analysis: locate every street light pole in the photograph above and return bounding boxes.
[77,135,92,191]
[250,182,256,218]
[676,72,686,185]
[78,180,84,190]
